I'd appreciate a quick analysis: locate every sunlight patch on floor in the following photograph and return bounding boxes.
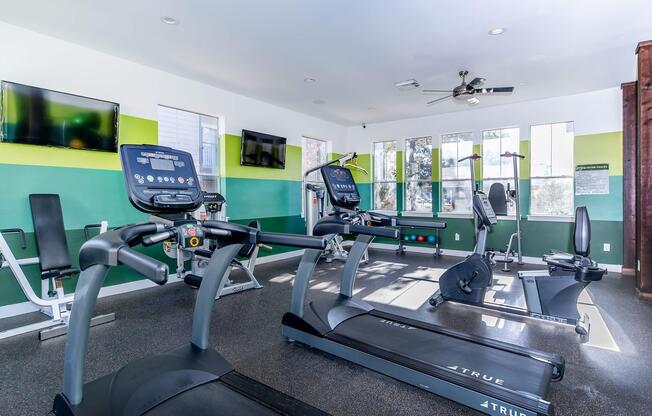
[358,260,408,275]
[361,278,438,311]
[269,273,295,284]
[402,266,445,282]
[578,290,620,352]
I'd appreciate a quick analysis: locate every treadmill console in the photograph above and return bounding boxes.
[321,165,361,210]
[120,144,204,214]
[473,192,498,227]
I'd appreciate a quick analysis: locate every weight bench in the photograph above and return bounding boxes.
[0,194,115,341]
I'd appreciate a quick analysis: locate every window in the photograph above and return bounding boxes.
[157,105,220,192]
[373,140,397,211]
[482,128,520,215]
[302,137,328,183]
[404,137,433,212]
[440,132,473,213]
[530,122,574,216]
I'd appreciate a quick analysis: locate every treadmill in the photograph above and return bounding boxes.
[282,164,565,416]
[52,144,330,416]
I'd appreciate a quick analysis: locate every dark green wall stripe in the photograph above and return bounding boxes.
[224,178,301,220]
[0,164,147,232]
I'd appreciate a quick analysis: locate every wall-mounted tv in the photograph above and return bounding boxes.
[0,81,120,152]
[240,129,286,169]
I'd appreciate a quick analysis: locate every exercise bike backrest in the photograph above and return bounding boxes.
[473,192,497,228]
[573,206,591,257]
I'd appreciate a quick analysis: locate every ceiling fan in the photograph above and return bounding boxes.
[422,70,514,105]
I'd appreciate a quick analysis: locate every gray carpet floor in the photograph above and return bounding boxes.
[0,249,650,415]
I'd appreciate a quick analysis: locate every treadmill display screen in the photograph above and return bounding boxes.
[321,165,361,209]
[120,144,204,213]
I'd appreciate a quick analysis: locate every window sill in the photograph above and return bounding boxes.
[437,212,473,219]
[371,210,398,216]
[527,215,574,223]
[497,215,518,221]
[400,211,434,218]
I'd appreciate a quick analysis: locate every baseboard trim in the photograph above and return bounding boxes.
[637,290,652,302]
[0,250,306,320]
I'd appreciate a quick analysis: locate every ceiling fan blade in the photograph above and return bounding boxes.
[426,95,453,105]
[422,89,454,94]
[475,87,514,94]
[469,77,486,87]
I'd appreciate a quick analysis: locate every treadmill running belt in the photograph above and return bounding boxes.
[330,313,552,398]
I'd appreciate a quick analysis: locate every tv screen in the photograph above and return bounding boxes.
[0,81,119,152]
[240,129,286,169]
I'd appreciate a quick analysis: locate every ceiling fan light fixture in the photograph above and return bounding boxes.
[488,27,506,35]
[394,79,420,90]
[303,77,316,83]
[467,97,480,105]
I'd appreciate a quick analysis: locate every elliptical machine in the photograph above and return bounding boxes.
[303,152,369,263]
[487,151,525,270]
[430,192,497,307]
[178,192,268,299]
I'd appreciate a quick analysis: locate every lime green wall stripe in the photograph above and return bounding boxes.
[574,131,623,176]
[396,150,404,182]
[350,153,371,184]
[0,114,157,171]
[224,134,301,181]
[431,148,440,181]
[519,139,531,180]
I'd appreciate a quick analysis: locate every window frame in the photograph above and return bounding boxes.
[156,104,221,194]
[528,121,575,219]
[372,139,398,213]
[403,136,433,214]
[301,136,329,218]
[439,131,474,216]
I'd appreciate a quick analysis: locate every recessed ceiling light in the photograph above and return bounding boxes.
[304,77,316,83]
[161,16,179,25]
[368,107,377,111]
[488,27,506,35]
[313,99,326,105]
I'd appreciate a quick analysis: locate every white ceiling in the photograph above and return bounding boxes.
[1,0,650,125]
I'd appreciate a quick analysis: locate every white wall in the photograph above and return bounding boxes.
[342,87,622,152]
[0,21,346,146]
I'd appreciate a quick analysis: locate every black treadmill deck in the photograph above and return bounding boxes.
[331,313,551,397]
[283,298,558,416]
[53,344,328,416]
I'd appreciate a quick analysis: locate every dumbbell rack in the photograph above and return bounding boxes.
[395,226,441,257]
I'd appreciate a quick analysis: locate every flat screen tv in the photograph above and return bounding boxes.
[240,129,286,169]
[0,81,120,152]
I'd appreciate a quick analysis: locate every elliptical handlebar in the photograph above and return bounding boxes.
[458,153,481,163]
[117,247,169,285]
[501,151,525,159]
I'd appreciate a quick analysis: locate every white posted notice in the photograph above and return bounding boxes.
[575,164,609,195]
